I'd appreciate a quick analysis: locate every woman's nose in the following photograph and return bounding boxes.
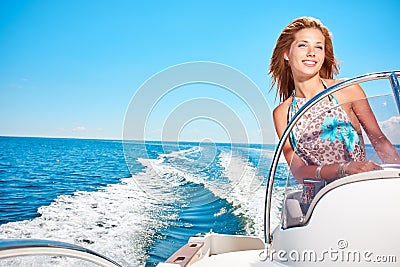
[307,47,315,57]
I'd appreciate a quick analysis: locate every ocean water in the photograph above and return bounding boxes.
[0,136,286,266]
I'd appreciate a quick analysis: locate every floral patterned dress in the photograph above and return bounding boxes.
[289,93,366,166]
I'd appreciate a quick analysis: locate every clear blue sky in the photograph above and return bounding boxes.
[1,0,399,143]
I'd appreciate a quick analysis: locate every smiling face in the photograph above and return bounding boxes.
[284,28,326,81]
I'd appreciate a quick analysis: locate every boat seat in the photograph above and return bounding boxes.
[284,199,303,228]
[283,190,303,228]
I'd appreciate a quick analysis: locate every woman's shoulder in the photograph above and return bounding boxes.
[323,77,366,102]
[322,77,344,87]
[323,77,363,90]
[273,97,292,118]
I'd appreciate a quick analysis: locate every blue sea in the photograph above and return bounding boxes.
[0,136,284,266]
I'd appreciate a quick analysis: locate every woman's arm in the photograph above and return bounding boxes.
[273,102,346,183]
[273,90,384,183]
[349,84,400,164]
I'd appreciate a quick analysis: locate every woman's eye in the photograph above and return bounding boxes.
[298,43,307,47]
[316,46,324,50]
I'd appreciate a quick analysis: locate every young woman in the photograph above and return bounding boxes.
[270,16,399,183]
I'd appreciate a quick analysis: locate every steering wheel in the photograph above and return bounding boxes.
[381,164,400,169]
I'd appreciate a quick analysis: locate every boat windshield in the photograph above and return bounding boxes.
[264,71,400,240]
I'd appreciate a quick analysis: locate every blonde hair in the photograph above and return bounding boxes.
[269,17,339,102]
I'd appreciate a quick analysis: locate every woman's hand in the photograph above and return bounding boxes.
[344,160,382,176]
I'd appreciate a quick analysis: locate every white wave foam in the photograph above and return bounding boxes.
[136,156,205,190]
[0,145,286,266]
[0,172,168,266]
[152,146,285,238]
[206,150,284,237]
[159,146,203,162]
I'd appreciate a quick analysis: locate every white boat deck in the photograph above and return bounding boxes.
[190,249,275,267]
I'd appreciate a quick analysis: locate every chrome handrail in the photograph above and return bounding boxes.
[264,71,400,244]
[0,239,122,267]
[389,72,400,114]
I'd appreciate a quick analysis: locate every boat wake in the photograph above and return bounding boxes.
[0,142,285,266]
